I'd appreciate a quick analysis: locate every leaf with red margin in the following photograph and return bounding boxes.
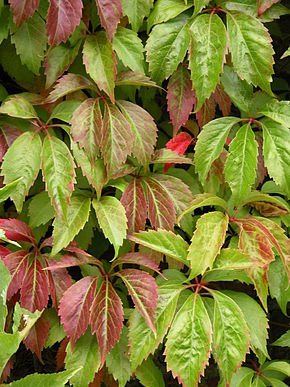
[95,0,122,42]
[59,276,97,350]
[167,65,194,138]
[46,0,83,46]
[195,92,216,128]
[120,179,147,234]
[116,269,157,334]
[112,252,163,276]
[164,132,192,173]
[1,250,29,300]
[20,258,50,312]
[0,125,22,162]
[23,311,50,361]
[258,0,279,16]
[89,278,124,366]
[44,254,101,271]
[0,218,36,245]
[143,178,176,230]
[213,85,231,116]
[70,98,102,164]
[9,0,40,26]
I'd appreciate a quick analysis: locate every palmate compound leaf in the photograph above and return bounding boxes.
[261,118,290,198]
[165,293,212,386]
[189,13,227,111]
[194,117,240,185]
[117,100,158,165]
[92,196,127,258]
[211,290,250,384]
[89,277,124,366]
[145,13,191,84]
[116,269,157,335]
[59,276,97,350]
[95,0,122,42]
[121,0,153,32]
[9,0,40,26]
[1,131,42,212]
[224,123,258,204]
[129,281,183,370]
[120,178,147,234]
[100,102,133,176]
[51,194,91,256]
[83,32,116,103]
[227,11,274,96]
[46,0,83,46]
[187,211,229,279]
[42,135,76,222]
[167,65,195,137]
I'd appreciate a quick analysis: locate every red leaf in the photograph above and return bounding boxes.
[2,251,29,300]
[120,179,147,234]
[164,132,192,173]
[40,236,53,249]
[47,0,83,46]
[20,258,50,312]
[23,312,50,361]
[194,93,216,128]
[167,65,194,138]
[1,358,14,383]
[65,241,93,257]
[90,278,124,366]
[0,125,22,162]
[59,276,97,349]
[213,85,231,116]
[117,269,157,334]
[113,252,164,277]
[9,0,40,26]
[95,0,122,41]
[0,245,11,258]
[0,218,36,245]
[44,254,99,270]
[56,337,69,371]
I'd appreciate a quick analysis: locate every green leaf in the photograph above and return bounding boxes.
[49,101,82,123]
[1,131,42,212]
[115,70,160,87]
[65,329,101,387]
[189,14,227,111]
[121,0,153,32]
[268,256,290,316]
[0,258,10,331]
[187,211,228,278]
[165,293,212,386]
[281,47,290,59]
[194,117,240,185]
[147,0,193,31]
[129,229,189,264]
[8,368,82,386]
[93,196,127,257]
[113,27,145,73]
[260,100,290,128]
[260,361,290,378]
[211,290,250,384]
[261,118,290,197]
[217,0,258,17]
[222,290,269,363]
[28,191,54,228]
[0,95,38,119]
[272,331,290,347]
[135,355,165,387]
[242,191,290,216]
[11,12,47,75]
[44,309,66,348]
[106,326,131,387]
[221,65,253,113]
[193,0,211,17]
[83,32,116,103]
[151,149,193,165]
[42,135,75,222]
[0,178,23,203]
[225,124,258,204]
[52,194,91,256]
[129,282,182,369]
[227,12,274,96]
[228,367,255,386]
[146,13,191,83]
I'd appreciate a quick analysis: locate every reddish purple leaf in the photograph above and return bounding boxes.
[95,0,122,41]
[90,278,124,366]
[112,252,164,277]
[1,358,14,383]
[167,65,195,138]
[144,178,176,230]
[164,132,192,173]
[65,241,93,257]
[59,276,97,349]
[117,269,157,334]
[44,254,99,271]
[0,218,36,245]
[47,0,83,46]
[0,245,11,258]
[9,0,40,26]
[20,258,50,312]
[45,258,72,309]
[40,236,53,250]
[120,179,147,234]
[0,125,22,162]
[194,93,216,128]
[2,250,29,300]
[23,312,50,361]
[213,85,231,116]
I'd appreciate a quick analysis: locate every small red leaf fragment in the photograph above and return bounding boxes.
[0,218,36,245]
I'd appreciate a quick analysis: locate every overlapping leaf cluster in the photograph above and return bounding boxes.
[0,0,289,386]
